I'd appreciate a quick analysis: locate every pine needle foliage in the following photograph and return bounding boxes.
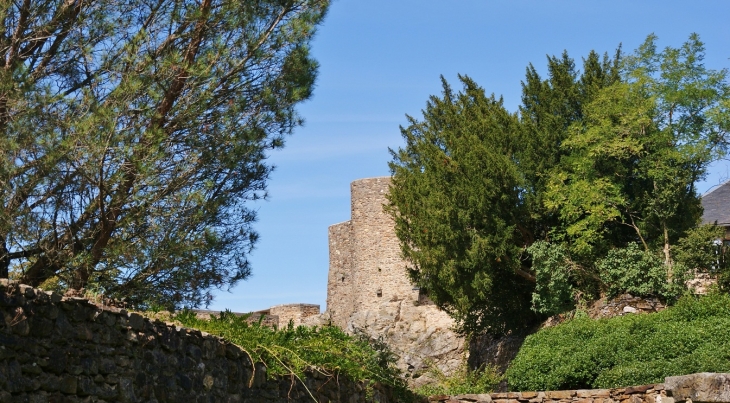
[0,0,330,310]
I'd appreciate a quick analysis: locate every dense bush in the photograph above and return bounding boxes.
[529,241,587,316]
[173,310,418,401]
[505,293,730,391]
[597,243,688,300]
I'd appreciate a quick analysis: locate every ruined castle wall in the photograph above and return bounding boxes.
[327,220,355,328]
[269,303,320,328]
[324,177,465,385]
[349,177,417,313]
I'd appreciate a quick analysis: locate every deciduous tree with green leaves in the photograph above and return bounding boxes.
[539,34,730,313]
[0,0,329,309]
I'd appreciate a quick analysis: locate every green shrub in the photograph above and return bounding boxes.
[673,225,726,273]
[597,243,688,300]
[506,293,730,391]
[173,310,418,401]
[529,241,579,316]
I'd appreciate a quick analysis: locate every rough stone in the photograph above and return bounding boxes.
[127,312,144,330]
[323,177,466,385]
[0,283,399,402]
[20,284,35,299]
[459,394,492,402]
[546,391,574,399]
[46,291,62,304]
[665,373,730,402]
[626,385,655,394]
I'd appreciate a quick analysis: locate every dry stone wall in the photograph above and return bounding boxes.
[325,177,465,386]
[430,374,730,403]
[0,280,394,402]
[429,384,666,403]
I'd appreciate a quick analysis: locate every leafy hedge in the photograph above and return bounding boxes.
[173,310,418,401]
[506,293,730,391]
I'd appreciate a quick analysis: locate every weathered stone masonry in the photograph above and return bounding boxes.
[324,177,465,386]
[192,303,322,330]
[327,177,417,325]
[0,280,395,402]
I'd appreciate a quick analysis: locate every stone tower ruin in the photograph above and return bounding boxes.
[324,177,465,385]
[326,177,419,326]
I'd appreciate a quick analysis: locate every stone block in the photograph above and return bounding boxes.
[59,375,78,394]
[629,395,644,403]
[626,385,655,394]
[30,317,53,337]
[0,291,24,307]
[127,312,144,330]
[581,390,611,398]
[665,373,730,402]
[33,291,50,304]
[546,390,575,399]
[20,285,35,299]
[458,394,492,402]
[46,291,62,304]
[494,393,522,399]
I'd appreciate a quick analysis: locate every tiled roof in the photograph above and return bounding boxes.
[701,180,730,226]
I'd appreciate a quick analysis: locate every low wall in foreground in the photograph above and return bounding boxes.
[429,373,730,403]
[0,280,393,402]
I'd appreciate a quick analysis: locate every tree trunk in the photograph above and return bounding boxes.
[0,238,8,278]
[663,221,673,280]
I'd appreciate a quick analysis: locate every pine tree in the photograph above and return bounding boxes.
[0,0,330,309]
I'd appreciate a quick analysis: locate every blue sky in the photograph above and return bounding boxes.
[209,0,730,313]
